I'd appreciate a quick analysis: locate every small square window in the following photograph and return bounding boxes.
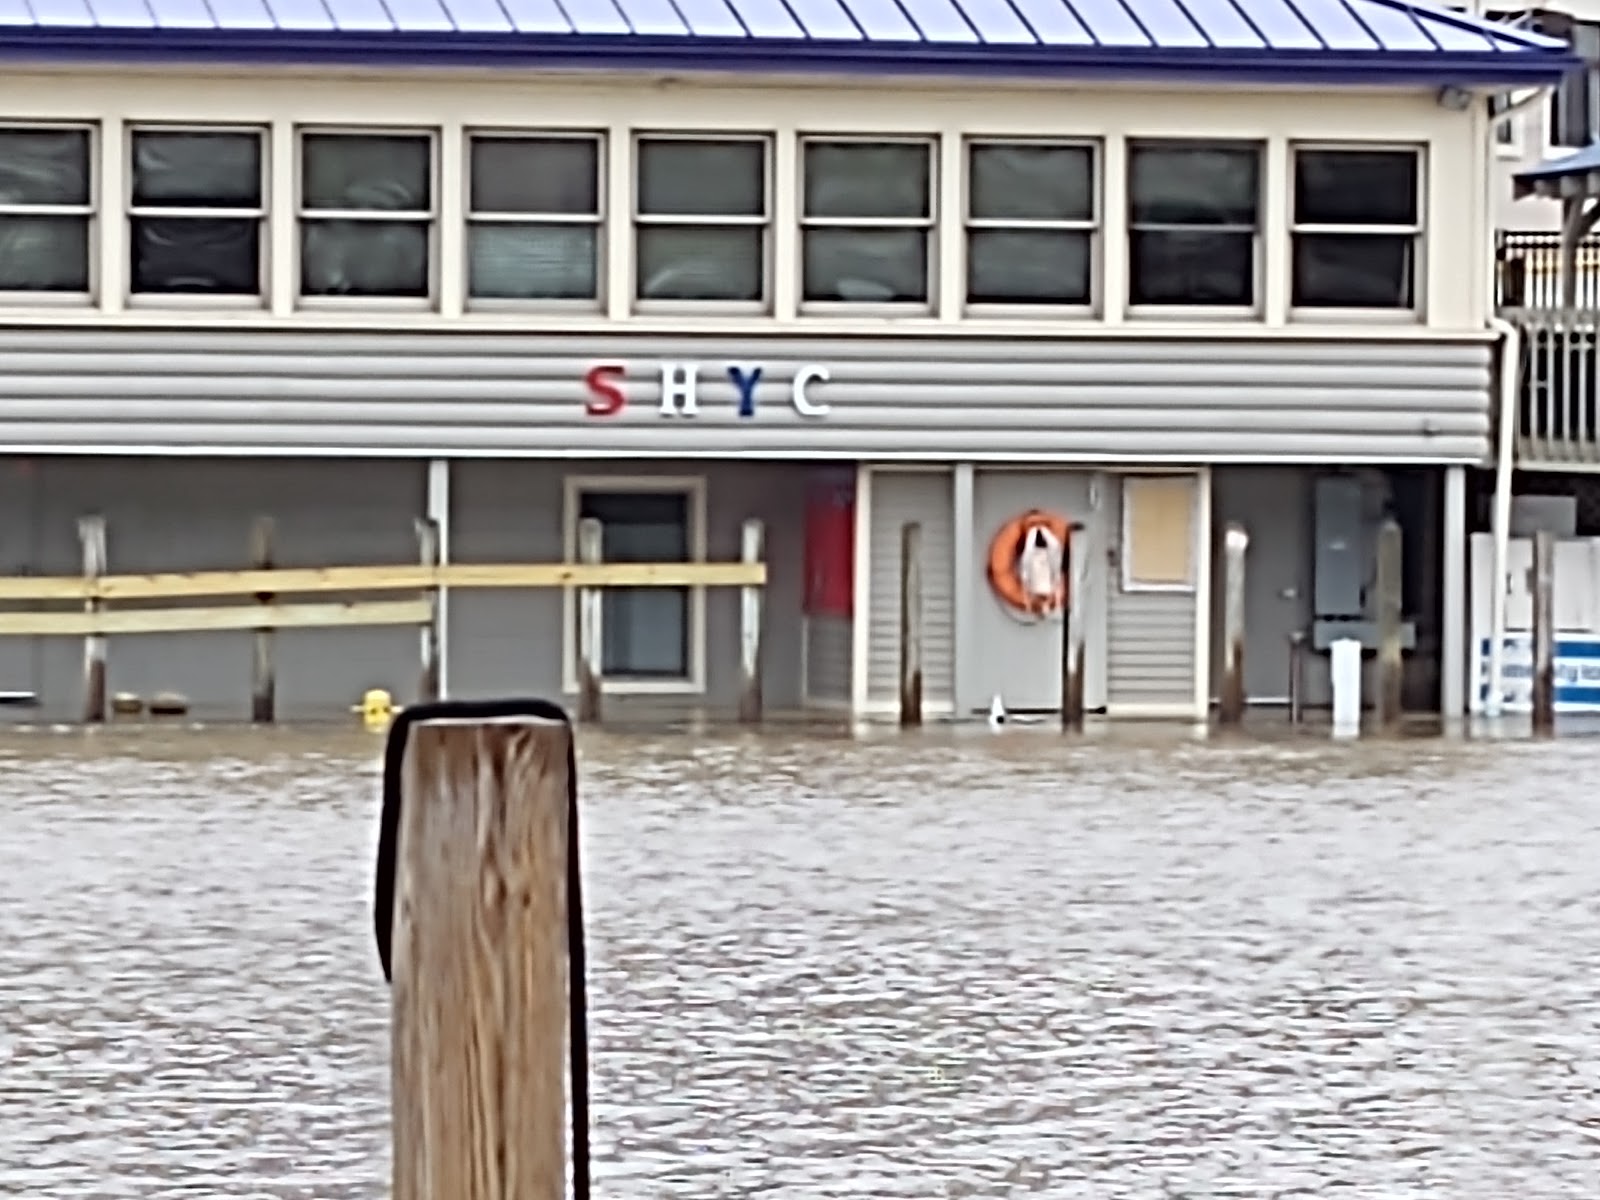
[467,134,602,304]
[298,131,435,300]
[1291,147,1421,311]
[966,141,1097,307]
[634,136,768,305]
[129,128,265,297]
[801,139,933,306]
[0,125,94,294]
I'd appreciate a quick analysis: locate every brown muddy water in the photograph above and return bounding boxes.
[2,724,1598,1199]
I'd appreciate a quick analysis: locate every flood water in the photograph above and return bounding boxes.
[2,723,1599,1198]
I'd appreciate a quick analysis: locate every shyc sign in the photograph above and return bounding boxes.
[583,361,832,419]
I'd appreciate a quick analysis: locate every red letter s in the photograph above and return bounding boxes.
[584,363,626,416]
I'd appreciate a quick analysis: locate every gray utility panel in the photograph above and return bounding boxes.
[1310,473,1416,652]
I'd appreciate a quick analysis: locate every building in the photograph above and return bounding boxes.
[0,0,1576,724]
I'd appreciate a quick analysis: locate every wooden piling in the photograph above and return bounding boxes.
[79,515,107,724]
[1376,517,1405,731]
[738,518,765,724]
[1532,528,1556,734]
[899,522,922,728]
[1218,522,1249,727]
[389,713,576,1200]
[1287,631,1306,725]
[250,517,276,724]
[1061,522,1086,732]
[415,518,441,704]
[575,518,603,724]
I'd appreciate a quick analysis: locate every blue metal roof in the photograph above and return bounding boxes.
[1514,142,1600,200]
[0,0,1577,84]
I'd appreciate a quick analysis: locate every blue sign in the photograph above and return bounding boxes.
[1474,635,1600,712]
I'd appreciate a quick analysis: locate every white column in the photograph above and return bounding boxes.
[1441,465,1468,724]
[848,464,873,716]
[1192,467,1214,723]
[427,458,452,697]
[951,463,976,717]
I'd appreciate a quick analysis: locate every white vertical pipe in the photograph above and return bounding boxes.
[1486,317,1520,717]
[1441,465,1468,724]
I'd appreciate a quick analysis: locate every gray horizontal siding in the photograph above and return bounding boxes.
[867,472,954,711]
[0,328,1493,462]
[1108,591,1197,708]
[804,615,852,704]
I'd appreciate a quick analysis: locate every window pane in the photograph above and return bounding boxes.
[1129,229,1254,306]
[637,226,762,301]
[970,143,1093,222]
[132,217,259,294]
[638,140,765,217]
[301,219,429,297]
[804,142,930,219]
[1292,233,1414,308]
[469,137,598,214]
[803,228,927,302]
[1294,149,1417,227]
[0,215,88,289]
[132,131,261,208]
[1129,144,1258,227]
[0,129,90,206]
[469,223,596,300]
[579,491,691,679]
[301,134,431,212]
[968,229,1091,304]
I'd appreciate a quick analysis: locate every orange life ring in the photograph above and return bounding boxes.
[987,509,1073,616]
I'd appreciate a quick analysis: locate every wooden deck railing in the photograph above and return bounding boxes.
[0,514,768,724]
[1502,307,1600,470]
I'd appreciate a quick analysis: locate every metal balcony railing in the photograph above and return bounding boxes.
[1506,307,1600,468]
[1496,230,1600,310]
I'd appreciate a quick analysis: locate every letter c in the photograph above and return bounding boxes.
[792,364,831,417]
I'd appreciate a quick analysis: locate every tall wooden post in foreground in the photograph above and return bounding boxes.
[1375,518,1405,731]
[1061,523,1086,732]
[250,516,277,724]
[738,518,765,724]
[1531,529,1556,734]
[378,703,588,1200]
[899,522,923,728]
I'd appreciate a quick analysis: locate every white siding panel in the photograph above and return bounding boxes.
[867,471,954,712]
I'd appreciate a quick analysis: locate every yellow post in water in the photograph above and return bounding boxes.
[357,688,398,733]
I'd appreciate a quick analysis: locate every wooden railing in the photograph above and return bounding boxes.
[1503,308,1600,469]
[0,514,768,724]
[1496,230,1600,310]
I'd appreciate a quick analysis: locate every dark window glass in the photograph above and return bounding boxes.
[0,128,91,292]
[968,230,1091,305]
[969,143,1093,222]
[1291,148,1419,309]
[802,141,931,303]
[130,130,262,295]
[468,136,600,302]
[634,139,766,303]
[1128,142,1259,307]
[967,142,1095,305]
[578,492,691,679]
[300,133,432,299]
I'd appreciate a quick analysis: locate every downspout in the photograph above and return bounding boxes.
[1485,316,1520,718]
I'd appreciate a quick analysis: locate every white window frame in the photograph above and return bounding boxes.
[463,128,605,312]
[632,131,772,315]
[125,122,268,309]
[1125,138,1263,321]
[0,120,97,307]
[294,125,439,309]
[1120,472,1199,594]
[963,136,1100,317]
[1287,141,1425,323]
[798,133,937,316]
[560,474,708,696]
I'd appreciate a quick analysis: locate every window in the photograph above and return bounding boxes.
[1291,146,1420,311]
[965,140,1096,307]
[129,127,264,297]
[1121,475,1196,592]
[1127,140,1260,309]
[566,480,706,690]
[0,125,92,294]
[635,136,768,304]
[1489,95,1522,157]
[801,138,933,305]
[299,131,433,299]
[467,133,601,304]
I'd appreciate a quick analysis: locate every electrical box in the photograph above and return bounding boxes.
[1313,474,1367,620]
